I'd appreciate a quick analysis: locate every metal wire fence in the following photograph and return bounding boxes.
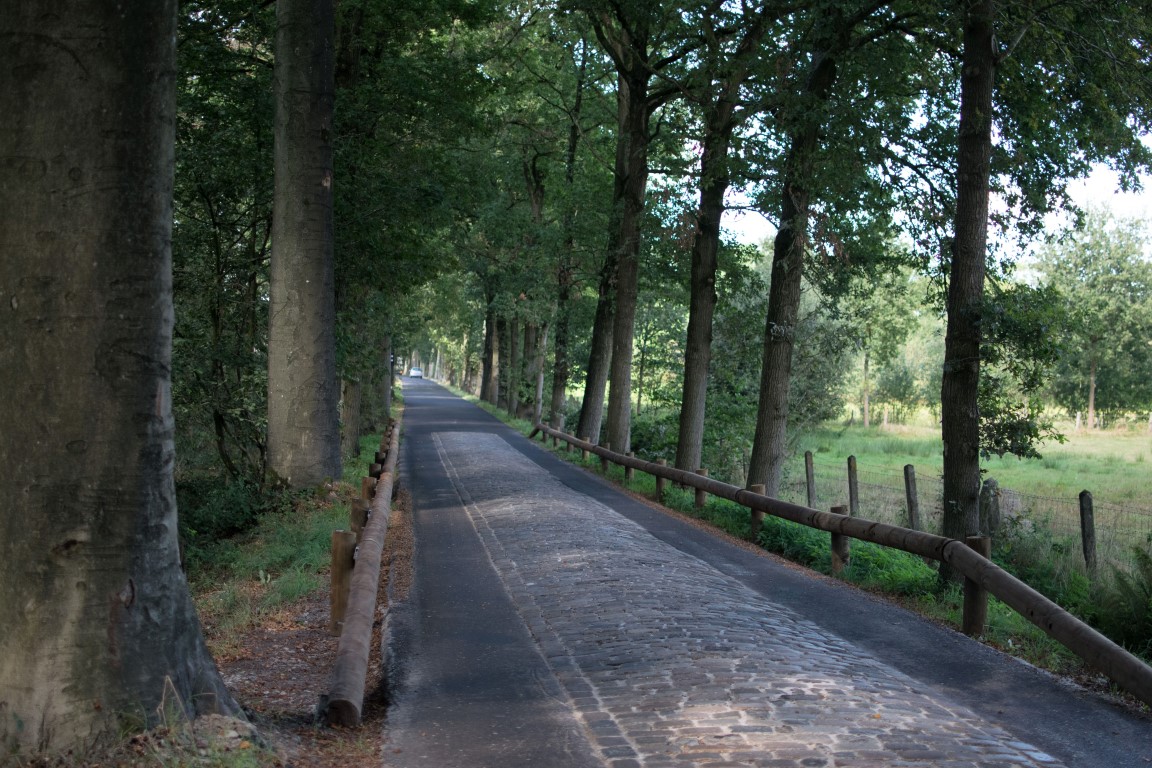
[779,455,1152,574]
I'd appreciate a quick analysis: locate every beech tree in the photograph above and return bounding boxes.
[266,0,342,487]
[0,1,238,756]
[939,0,1152,551]
[571,0,700,452]
[674,1,788,474]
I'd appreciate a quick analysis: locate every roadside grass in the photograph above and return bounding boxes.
[188,433,379,659]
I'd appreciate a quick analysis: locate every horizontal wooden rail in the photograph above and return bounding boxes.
[531,423,1152,707]
[325,418,401,727]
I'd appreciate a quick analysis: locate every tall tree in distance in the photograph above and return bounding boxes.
[267,0,342,487]
[1039,211,1152,429]
[0,1,238,756]
[940,0,995,548]
[675,1,782,474]
[579,0,698,455]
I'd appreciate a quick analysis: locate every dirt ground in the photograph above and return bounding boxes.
[17,490,414,768]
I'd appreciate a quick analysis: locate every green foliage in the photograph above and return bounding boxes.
[977,280,1070,459]
[1100,544,1152,657]
[1037,210,1152,419]
[173,1,275,485]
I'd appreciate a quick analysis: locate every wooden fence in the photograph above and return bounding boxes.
[531,423,1152,708]
[322,417,400,727]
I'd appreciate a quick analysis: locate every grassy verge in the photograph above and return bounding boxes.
[188,433,380,660]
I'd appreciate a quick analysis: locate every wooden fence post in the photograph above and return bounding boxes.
[565,432,574,452]
[962,536,992,637]
[903,464,921,531]
[581,436,590,462]
[626,452,635,482]
[830,505,850,576]
[749,483,766,541]
[349,498,370,537]
[805,450,816,508]
[656,459,667,503]
[847,455,860,519]
[329,531,358,636]
[1079,490,1097,576]
[599,441,609,473]
[369,462,383,479]
[361,475,376,501]
[694,469,709,509]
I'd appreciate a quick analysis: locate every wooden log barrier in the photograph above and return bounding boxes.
[325,417,401,727]
[748,483,766,541]
[694,469,709,509]
[531,422,1152,707]
[830,505,850,576]
[805,450,816,509]
[847,456,860,518]
[349,498,370,536]
[655,459,667,503]
[903,464,921,531]
[329,530,357,636]
[962,536,991,637]
[1079,490,1097,576]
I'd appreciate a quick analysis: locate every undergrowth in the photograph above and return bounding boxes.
[182,433,380,656]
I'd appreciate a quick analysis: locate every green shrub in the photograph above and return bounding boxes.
[1099,544,1152,656]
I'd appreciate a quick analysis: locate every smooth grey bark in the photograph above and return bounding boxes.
[603,63,650,455]
[267,0,341,487]
[747,41,844,495]
[575,257,616,443]
[481,296,500,405]
[341,378,362,457]
[941,0,996,556]
[0,1,238,755]
[674,7,774,474]
[549,38,588,431]
[497,316,513,411]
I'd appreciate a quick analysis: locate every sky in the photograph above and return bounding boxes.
[722,165,1152,250]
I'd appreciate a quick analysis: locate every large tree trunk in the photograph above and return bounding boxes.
[675,129,730,472]
[863,350,871,428]
[941,0,996,558]
[381,334,394,420]
[520,323,539,419]
[481,295,500,405]
[497,316,513,411]
[604,68,651,455]
[576,257,616,442]
[674,8,769,474]
[747,47,841,495]
[1087,354,1097,429]
[0,1,238,755]
[341,378,362,458]
[507,317,522,414]
[550,39,587,431]
[267,0,341,487]
[550,265,573,429]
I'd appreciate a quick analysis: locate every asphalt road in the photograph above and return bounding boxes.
[382,377,1151,767]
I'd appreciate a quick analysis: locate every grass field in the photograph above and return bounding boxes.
[798,418,1151,505]
[791,418,1152,572]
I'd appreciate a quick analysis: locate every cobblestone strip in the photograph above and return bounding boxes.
[435,433,1064,768]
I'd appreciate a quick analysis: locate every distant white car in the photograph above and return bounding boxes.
[408,367,423,378]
